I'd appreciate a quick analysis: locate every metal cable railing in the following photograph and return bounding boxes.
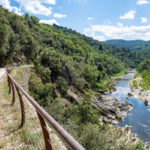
[6,67,85,150]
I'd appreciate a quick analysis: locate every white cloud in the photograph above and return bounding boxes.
[41,0,56,5]
[117,22,123,27]
[84,23,150,41]
[0,0,22,15]
[88,17,94,20]
[0,0,11,10]
[137,0,149,5]
[93,35,106,41]
[40,19,59,25]
[12,7,22,15]
[141,17,148,23]
[0,0,56,16]
[53,13,66,18]
[15,0,55,16]
[120,10,136,20]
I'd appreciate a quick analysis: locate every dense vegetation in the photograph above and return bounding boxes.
[0,6,126,92]
[136,59,150,90]
[48,25,145,68]
[105,40,150,64]
[104,39,150,50]
[105,40,150,91]
[0,5,144,69]
[0,6,145,149]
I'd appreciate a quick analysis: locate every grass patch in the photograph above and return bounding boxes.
[112,69,128,78]
[1,73,40,149]
[19,128,42,150]
[3,80,11,100]
[20,129,34,145]
[19,146,35,150]
[132,80,138,89]
[0,141,6,149]
[140,69,150,90]
[11,67,24,84]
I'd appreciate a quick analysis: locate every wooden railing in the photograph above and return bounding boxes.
[6,67,85,150]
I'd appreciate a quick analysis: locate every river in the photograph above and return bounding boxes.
[108,72,150,143]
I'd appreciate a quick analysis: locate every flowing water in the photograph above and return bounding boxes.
[108,72,150,142]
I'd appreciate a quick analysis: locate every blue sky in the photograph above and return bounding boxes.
[1,0,150,41]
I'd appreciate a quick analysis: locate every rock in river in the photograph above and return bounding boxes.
[93,95,133,124]
[128,93,133,97]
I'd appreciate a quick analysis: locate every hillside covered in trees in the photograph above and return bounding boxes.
[137,59,150,90]
[0,6,127,91]
[0,6,145,69]
[104,40,150,60]
[104,39,150,50]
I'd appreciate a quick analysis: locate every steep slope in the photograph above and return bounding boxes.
[48,25,145,68]
[0,6,143,69]
[0,6,127,92]
[104,39,150,61]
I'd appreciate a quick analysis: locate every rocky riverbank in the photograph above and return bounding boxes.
[105,76,122,94]
[93,74,150,149]
[93,95,133,124]
[105,71,129,94]
[92,94,149,149]
[129,76,150,105]
[93,72,133,125]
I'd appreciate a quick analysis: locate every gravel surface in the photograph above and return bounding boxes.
[0,69,5,81]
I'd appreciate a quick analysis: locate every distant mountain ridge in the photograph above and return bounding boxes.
[104,39,150,50]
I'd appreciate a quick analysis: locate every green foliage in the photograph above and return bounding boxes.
[29,71,54,106]
[0,6,39,65]
[45,97,66,123]
[96,79,111,92]
[40,49,62,81]
[84,64,99,88]
[104,39,150,50]
[65,58,86,88]
[78,124,112,150]
[0,6,125,92]
[119,140,145,150]
[140,69,150,90]
[105,39,150,68]
[137,58,150,73]
[34,60,51,82]
[77,95,99,124]
[132,80,138,89]
[136,59,150,90]
[55,77,69,96]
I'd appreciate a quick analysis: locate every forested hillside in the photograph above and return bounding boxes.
[104,39,150,50]
[49,25,144,68]
[104,40,150,62]
[137,59,150,90]
[0,6,126,92]
[0,5,144,69]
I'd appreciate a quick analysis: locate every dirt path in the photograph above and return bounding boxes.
[0,69,5,81]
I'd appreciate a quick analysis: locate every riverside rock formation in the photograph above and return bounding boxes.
[93,95,133,124]
[129,76,150,105]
